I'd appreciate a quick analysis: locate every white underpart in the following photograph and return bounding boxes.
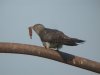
[42,42,58,49]
[43,42,50,48]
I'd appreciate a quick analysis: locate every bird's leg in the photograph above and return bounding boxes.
[43,42,50,49]
[56,45,60,51]
[44,45,49,49]
[56,47,59,51]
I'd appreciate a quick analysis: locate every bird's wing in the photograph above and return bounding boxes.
[39,28,70,43]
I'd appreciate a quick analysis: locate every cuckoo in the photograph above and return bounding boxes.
[29,24,85,50]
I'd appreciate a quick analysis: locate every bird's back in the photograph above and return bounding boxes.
[39,28,67,42]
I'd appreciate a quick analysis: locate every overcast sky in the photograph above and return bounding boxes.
[0,0,100,75]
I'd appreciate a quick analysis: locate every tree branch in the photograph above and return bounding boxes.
[0,42,100,73]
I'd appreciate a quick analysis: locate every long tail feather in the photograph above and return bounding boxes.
[63,38,85,46]
[63,38,78,46]
[71,38,85,43]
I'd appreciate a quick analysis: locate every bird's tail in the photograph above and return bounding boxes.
[71,38,85,43]
[64,38,85,46]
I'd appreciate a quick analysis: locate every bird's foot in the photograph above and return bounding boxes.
[44,46,49,50]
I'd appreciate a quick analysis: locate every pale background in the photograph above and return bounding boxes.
[0,0,100,75]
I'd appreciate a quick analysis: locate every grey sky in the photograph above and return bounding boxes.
[0,0,100,75]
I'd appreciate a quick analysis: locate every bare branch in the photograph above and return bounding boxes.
[0,42,100,73]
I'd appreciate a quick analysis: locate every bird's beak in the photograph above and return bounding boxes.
[28,27,32,39]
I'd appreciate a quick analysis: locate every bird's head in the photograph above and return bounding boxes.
[33,24,45,34]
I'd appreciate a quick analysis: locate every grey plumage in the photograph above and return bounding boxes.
[30,24,85,50]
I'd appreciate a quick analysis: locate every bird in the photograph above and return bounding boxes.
[28,24,85,50]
